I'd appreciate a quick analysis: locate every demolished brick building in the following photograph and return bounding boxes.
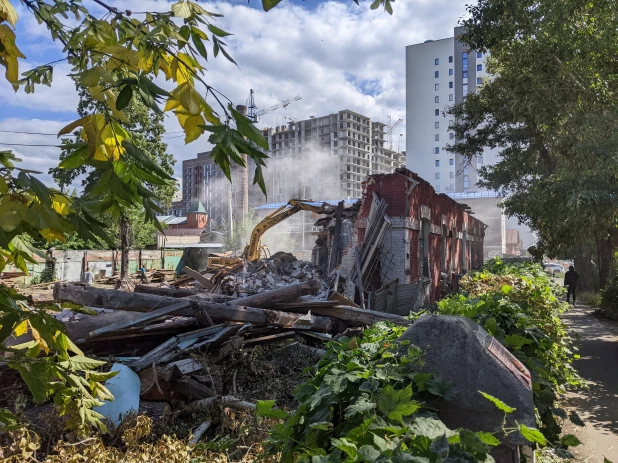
[316,168,485,312]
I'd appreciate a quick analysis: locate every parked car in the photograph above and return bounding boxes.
[544,263,564,276]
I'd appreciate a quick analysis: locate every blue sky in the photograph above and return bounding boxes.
[0,0,468,188]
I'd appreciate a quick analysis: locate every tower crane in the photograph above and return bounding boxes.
[385,116,403,150]
[246,89,302,123]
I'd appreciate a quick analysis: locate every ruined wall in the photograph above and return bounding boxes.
[355,168,485,305]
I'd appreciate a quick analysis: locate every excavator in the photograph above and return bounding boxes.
[208,199,333,268]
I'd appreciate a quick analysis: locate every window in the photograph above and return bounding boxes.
[449,133,455,140]
[420,219,429,277]
[435,172,440,179]
[449,158,454,165]
[435,134,440,141]
[435,109,440,116]
[435,160,440,167]
[435,71,440,78]
[450,172,454,178]
[477,78,482,85]
[462,52,468,58]
[477,52,482,58]
[435,122,439,129]
[449,94,454,101]
[450,184,455,190]
[463,59,468,71]
[449,56,453,63]
[435,185,440,192]
[478,155,483,164]
[477,64,482,71]
[435,58,439,65]
[435,83,439,91]
[464,181,470,188]
[463,71,468,78]
[463,84,469,95]
[435,96,439,103]
[449,69,453,76]
[434,147,440,154]
[449,81,453,89]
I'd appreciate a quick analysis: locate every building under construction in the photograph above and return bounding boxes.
[171,108,405,231]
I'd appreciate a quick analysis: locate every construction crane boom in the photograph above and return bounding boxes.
[385,117,403,150]
[247,89,301,122]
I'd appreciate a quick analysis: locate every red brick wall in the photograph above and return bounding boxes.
[355,168,485,306]
[185,212,208,229]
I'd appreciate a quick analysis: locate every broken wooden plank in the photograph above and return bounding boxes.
[162,358,203,381]
[328,291,360,308]
[280,304,409,327]
[272,301,338,310]
[232,279,321,308]
[243,331,296,347]
[184,395,256,414]
[134,285,199,298]
[182,266,214,290]
[54,283,339,333]
[354,246,366,309]
[173,378,215,400]
[88,300,191,338]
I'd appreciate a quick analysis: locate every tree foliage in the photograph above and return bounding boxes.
[446,0,618,287]
[0,0,396,433]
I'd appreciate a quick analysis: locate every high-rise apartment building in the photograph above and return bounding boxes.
[405,26,499,194]
[172,110,404,229]
[405,27,507,260]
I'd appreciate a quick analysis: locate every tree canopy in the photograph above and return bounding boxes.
[447,0,618,286]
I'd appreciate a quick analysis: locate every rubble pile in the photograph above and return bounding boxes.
[39,253,409,443]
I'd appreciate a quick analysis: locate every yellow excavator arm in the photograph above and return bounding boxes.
[243,199,330,262]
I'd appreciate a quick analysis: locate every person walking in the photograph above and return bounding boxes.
[140,265,147,283]
[82,266,94,286]
[564,265,580,306]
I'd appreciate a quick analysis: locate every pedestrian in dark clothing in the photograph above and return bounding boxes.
[564,265,579,305]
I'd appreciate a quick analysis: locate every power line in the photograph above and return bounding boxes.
[0,129,185,136]
[0,133,187,147]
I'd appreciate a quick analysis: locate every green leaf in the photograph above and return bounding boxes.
[344,399,376,418]
[518,424,547,446]
[479,391,516,413]
[357,445,380,462]
[68,355,106,371]
[412,372,433,392]
[331,438,358,459]
[384,0,393,15]
[10,361,49,403]
[476,431,500,446]
[262,0,283,11]
[0,408,20,429]
[459,429,490,454]
[207,24,231,37]
[87,370,119,382]
[0,311,20,344]
[191,30,208,60]
[116,85,133,111]
[377,384,419,422]
[604,458,614,463]
[426,377,458,401]
[430,434,449,456]
[370,0,381,10]
[560,434,581,447]
[308,421,333,431]
[255,400,289,419]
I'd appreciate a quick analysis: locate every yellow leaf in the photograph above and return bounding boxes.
[13,320,27,337]
[0,0,18,28]
[75,66,105,87]
[40,228,66,242]
[177,113,205,143]
[170,83,201,115]
[100,45,139,69]
[58,115,91,137]
[164,97,182,112]
[0,24,25,90]
[100,122,128,161]
[88,85,106,102]
[137,49,154,72]
[171,1,192,18]
[200,99,220,125]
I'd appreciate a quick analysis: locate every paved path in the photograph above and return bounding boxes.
[562,305,618,462]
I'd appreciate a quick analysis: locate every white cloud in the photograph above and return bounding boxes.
[2,0,467,189]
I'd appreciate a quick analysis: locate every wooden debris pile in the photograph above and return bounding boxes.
[49,253,409,432]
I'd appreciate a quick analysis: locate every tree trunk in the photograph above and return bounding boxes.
[595,230,617,289]
[574,242,596,292]
[120,214,130,281]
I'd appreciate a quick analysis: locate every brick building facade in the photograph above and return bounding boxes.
[341,168,485,306]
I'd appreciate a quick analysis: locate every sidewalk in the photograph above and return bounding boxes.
[561,305,618,462]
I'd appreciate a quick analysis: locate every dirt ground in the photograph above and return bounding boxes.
[561,304,618,462]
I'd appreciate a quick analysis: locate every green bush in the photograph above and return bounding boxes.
[263,323,546,462]
[437,259,585,444]
[599,276,618,319]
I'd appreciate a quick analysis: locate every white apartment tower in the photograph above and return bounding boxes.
[405,26,499,194]
[406,27,507,260]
